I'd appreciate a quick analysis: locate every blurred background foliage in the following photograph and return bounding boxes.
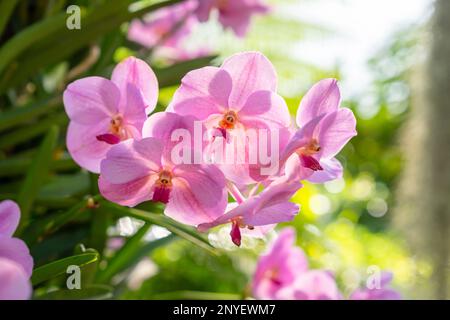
[0,0,434,299]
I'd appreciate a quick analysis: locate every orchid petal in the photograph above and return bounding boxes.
[63,77,120,125]
[0,200,20,237]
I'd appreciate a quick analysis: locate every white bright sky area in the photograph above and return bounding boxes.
[289,0,433,97]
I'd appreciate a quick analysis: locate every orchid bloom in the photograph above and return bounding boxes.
[196,0,269,37]
[251,228,341,300]
[128,1,198,50]
[281,79,357,183]
[168,51,291,184]
[350,271,401,300]
[99,112,228,226]
[0,200,33,300]
[64,57,158,173]
[198,178,301,246]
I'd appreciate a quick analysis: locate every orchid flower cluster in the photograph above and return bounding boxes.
[252,228,401,300]
[63,51,357,247]
[128,0,269,60]
[0,200,34,300]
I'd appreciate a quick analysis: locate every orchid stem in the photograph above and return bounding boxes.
[226,181,245,204]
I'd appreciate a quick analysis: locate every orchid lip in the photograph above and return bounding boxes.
[230,220,242,246]
[96,133,121,145]
[300,154,323,171]
[152,170,173,204]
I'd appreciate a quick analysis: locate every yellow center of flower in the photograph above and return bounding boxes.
[110,115,123,136]
[219,110,238,130]
[157,170,173,187]
[296,138,321,156]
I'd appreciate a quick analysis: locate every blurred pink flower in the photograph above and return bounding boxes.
[196,0,269,36]
[128,1,198,49]
[0,200,33,300]
[198,179,300,246]
[350,271,401,300]
[251,228,341,300]
[168,51,291,184]
[64,57,158,173]
[99,112,228,226]
[281,79,357,183]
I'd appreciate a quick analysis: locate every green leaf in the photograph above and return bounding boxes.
[0,96,62,133]
[31,251,99,286]
[16,126,59,233]
[99,199,218,256]
[36,284,113,300]
[0,113,67,150]
[97,224,175,283]
[22,196,100,245]
[0,0,184,92]
[0,0,19,39]
[155,55,218,88]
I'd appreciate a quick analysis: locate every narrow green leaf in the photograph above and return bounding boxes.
[31,251,99,286]
[99,199,218,255]
[0,113,66,150]
[0,0,19,38]
[16,126,59,233]
[22,196,100,245]
[98,224,175,283]
[0,96,62,132]
[36,284,113,300]
[155,55,218,88]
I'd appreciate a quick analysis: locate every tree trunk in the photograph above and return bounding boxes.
[395,0,450,299]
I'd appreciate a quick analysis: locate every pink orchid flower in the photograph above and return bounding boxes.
[99,112,228,226]
[350,271,401,300]
[128,1,198,50]
[281,79,357,183]
[168,51,291,184]
[252,228,341,300]
[198,178,301,246]
[275,270,342,300]
[196,0,269,37]
[64,57,158,173]
[0,200,33,300]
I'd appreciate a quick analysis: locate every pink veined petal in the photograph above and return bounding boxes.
[111,57,159,114]
[0,200,20,237]
[100,138,163,185]
[296,78,341,127]
[195,0,214,21]
[244,202,299,226]
[0,258,32,300]
[222,51,277,109]
[165,164,227,226]
[218,10,252,37]
[63,77,120,125]
[120,83,148,128]
[168,67,232,119]
[142,112,206,166]
[217,0,269,37]
[238,90,291,128]
[142,112,198,144]
[277,270,341,300]
[307,157,343,184]
[317,108,357,159]
[0,236,33,278]
[252,228,308,299]
[98,174,158,207]
[66,119,112,173]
